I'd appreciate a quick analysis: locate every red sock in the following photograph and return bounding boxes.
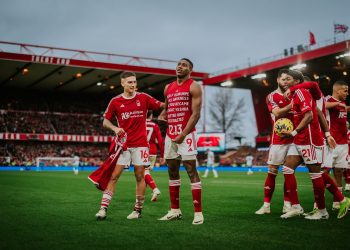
[282,166,299,205]
[169,179,181,209]
[283,182,291,203]
[310,173,326,210]
[144,172,157,190]
[343,169,350,184]
[263,173,276,203]
[322,172,344,202]
[191,182,202,212]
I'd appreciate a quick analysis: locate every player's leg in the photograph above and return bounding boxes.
[145,155,161,201]
[212,166,218,178]
[96,163,125,220]
[127,147,149,219]
[179,132,203,225]
[159,137,182,221]
[203,166,209,178]
[280,144,303,219]
[255,164,278,215]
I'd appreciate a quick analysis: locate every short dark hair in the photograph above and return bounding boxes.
[180,58,193,69]
[288,70,304,83]
[277,68,290,78]
[333,80,348,87]
[120,71,136,80]
[303,75,311,81]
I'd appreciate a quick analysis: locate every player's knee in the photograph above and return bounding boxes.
[134,173,144,182]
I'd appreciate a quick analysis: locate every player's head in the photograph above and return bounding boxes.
[332,80,349,101]
[120,71,137,94]
[303,75,311,82]
[285,70,304,86]
[147,110,153,119]
[277,68,292,92]
[176,58,193,79]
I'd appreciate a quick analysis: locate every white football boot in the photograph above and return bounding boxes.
[127,210,141,219]
[255,204,271,215]
[95,207,107,220]
[151,188,161,202]
[192,212,204,225]
[305,209,329,220]
[159,209,182,221]
[280,205,304,219]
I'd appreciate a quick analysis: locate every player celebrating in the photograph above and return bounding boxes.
[256,69,295,215]
[285,78,350,216]
[325,81,349,206]
[280,70,350,220]
[158,58,204,225]
[95,71,164,220]
[145,110,164,202]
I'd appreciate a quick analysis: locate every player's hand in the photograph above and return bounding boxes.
[172,133,186,144]
[113,127,125,136]
[284,89,291,100]
[326,135,336,149]
[158,110,167,122]
[279,131,293,138]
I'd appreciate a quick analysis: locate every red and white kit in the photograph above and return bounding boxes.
[165,78,197,159]
[146,120,164,167]
[288,89,324,164]
[104,92,162,165]
[266,90,293,165]
[325,95,349,169]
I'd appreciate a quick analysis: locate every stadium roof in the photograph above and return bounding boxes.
[203,39,350,90]
[0,41,208,98]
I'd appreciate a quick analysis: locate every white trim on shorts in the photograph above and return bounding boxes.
[287,143,323,165]
[116,147,150,166]
[164,131,197,160]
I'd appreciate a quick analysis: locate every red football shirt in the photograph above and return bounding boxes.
[146,120,164,157]
[104,92,162,148]
[292,89,323,146]
[325,95,348,144]
[266,90,294,145]
[165,78,195,139]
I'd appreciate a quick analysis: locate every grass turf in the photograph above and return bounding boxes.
[0,170,350,250]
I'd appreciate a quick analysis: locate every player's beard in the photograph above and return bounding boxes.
[278,83,288,93]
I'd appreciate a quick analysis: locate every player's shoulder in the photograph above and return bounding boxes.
[108,94,123,104]
[294,88,311,100]
[324,95,335,102]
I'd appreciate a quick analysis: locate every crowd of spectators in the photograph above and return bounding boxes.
[1,141,107,166]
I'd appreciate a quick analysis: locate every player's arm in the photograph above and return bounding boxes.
[287,82,322,100]
[155,124,165,162]
[316,107,336,149]
[158,85,169,121]
[280,111,313,138]
[103,118,124,136]
[173,82,202,144]
[271,103,292,119]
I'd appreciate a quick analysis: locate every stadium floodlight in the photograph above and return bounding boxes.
[289,63,306,70]
[335,52,350,59]
[251,73,266,80]
[220,80,233,87]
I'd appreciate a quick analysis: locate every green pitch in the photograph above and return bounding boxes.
[0,171,349,250]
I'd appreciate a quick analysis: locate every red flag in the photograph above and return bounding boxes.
[88,133,127,191]
[309,31,316,45]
